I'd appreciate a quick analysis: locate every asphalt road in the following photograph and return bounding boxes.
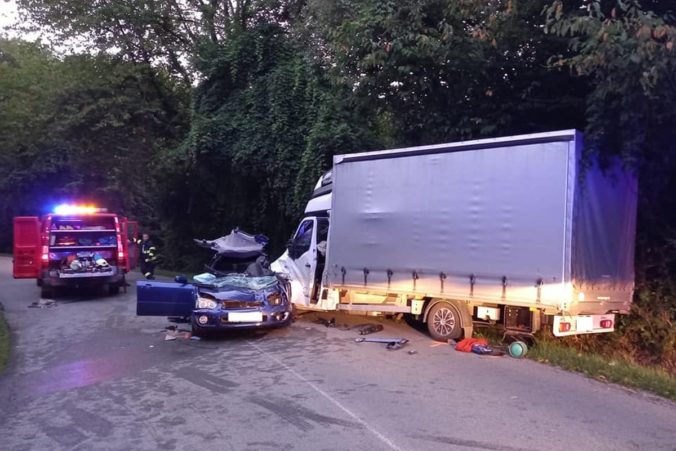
[0,257,674,451]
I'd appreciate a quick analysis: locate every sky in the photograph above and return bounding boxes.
[0,0,19,33]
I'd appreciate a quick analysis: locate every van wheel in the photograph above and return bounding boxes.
[427,302,463,341]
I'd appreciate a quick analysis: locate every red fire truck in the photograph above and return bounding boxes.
[13,205,138,297]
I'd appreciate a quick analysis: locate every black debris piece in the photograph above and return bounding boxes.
[358,324,384,335]
[355,337,409,351]
[317,317,336,327]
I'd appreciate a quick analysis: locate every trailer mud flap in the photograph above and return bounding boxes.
[136,281,197,317]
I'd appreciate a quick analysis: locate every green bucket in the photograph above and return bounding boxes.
[508,341,528,358]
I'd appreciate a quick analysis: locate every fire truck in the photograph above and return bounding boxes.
[13,205,138,297]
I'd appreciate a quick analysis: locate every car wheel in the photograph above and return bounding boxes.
[427,302,463,341]
[191,321,211,339]
[40,286,54,298]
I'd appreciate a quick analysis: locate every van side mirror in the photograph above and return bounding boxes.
[174,275,188,284]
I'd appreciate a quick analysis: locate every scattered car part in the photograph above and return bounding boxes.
[357,324,383,335]
[317,317,336,327]
[354,337,409,350]
[508,341,528,358]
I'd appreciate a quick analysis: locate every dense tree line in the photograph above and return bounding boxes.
[1,0,674,369]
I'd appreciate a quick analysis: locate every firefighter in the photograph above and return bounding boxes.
[137,233,158,279]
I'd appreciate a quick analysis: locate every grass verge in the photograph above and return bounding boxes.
[528,339,676,401]
[0,305,10,374]
[474,327,675,401]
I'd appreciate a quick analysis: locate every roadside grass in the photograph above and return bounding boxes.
[475,326,675,401]
[0,305,9,374]
[528,339,676,401]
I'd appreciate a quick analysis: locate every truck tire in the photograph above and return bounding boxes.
[426,302,463,341]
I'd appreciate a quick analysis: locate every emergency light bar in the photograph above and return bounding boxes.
[53,204,108,215]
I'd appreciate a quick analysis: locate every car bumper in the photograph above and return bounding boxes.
[42,268,125,287]
[191,306,292,330]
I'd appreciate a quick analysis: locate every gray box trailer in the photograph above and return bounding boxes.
[273,130,637,340]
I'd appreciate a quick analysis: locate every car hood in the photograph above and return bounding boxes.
[197,286,277,302]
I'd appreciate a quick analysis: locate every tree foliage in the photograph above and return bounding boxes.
[156,16,374,267]
[303,0,587,144]
[545,0,676,370]
[0,38,188,250]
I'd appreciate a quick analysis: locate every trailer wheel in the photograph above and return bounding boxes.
[427,302,463,341]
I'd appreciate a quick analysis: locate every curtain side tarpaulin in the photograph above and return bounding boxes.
[572,160,637,299]
[326,133,637,311]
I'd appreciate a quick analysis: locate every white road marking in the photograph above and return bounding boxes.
[247,340,402,451]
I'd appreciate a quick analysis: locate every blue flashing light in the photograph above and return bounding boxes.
[53,204,106,215]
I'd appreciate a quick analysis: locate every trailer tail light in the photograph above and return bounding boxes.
[559,322,572,333]
[41,245,49,262]
[600,319,613,329]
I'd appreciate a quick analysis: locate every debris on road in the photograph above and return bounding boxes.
[454,338,487,352]
[356,324,384,335]
[408,349,417,355]
[316,317,336,327]
[315,317,386,335]
[355,337,409,350]
[28,298,56,308]
[507,341,528,358]
[453,338,505,356]
[164,329,192,341]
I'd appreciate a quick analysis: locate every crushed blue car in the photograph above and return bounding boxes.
[136,229,292,335]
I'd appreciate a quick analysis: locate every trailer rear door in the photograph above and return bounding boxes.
[13,216,41,278]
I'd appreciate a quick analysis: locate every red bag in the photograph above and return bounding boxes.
[455,338,488,352]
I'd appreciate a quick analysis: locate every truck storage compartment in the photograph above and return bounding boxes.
[46,215,119,276]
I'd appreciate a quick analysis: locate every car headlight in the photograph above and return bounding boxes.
[267,292,282,306]
[196,297,218,309]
